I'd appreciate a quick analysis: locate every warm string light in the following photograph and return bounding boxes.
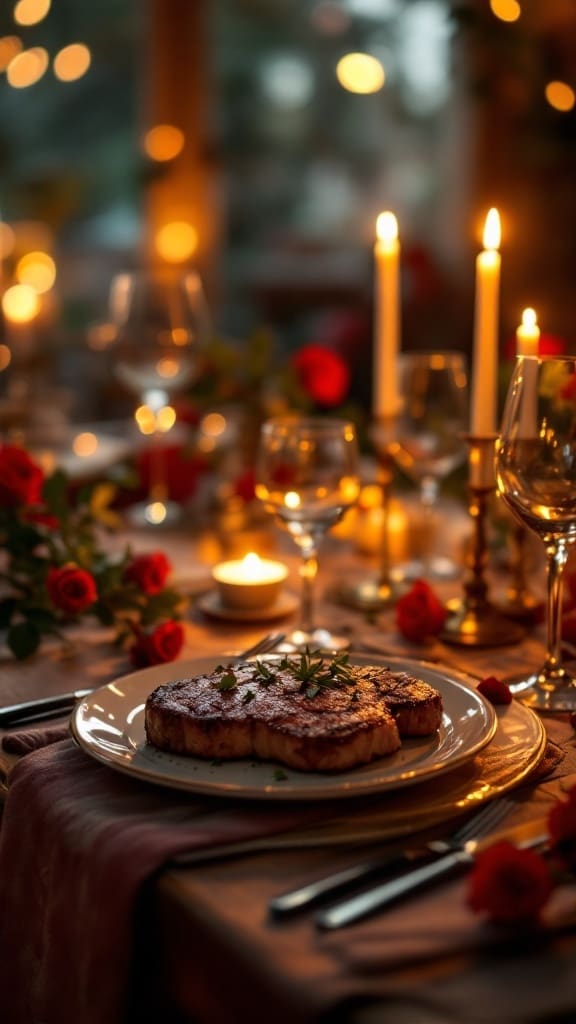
[490,0,521,23]
[336,52,385,94]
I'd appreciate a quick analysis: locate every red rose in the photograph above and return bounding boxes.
[292,344,350,407]
[0,445,44,507]
[124,552,171,595]
[559,373,576,403]
[477,676,513,705]
[548,784,576,871]
[129,620,184,668]
[233,468,256,503]
[46,564,98,615]
[503,333,568,360]
[467,840,552,925]
[395,579,447,642]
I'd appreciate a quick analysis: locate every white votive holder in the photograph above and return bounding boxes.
[211,552,289,610]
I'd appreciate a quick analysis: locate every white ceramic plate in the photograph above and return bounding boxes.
[71,654,503,800]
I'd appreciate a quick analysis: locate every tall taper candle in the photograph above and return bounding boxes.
[373,211,400,419]
[470,208,501,436]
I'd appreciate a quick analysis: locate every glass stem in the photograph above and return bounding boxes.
[419,475,439,572]
[149,429,168,503]
[542,538,569,687]
[297,541,318,634]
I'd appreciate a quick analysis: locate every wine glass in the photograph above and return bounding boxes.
[255,416,360,651]
[388,351,468,578]
[109,269,210,526]
[496,355,576,710]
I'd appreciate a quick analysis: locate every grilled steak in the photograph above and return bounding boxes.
[144,657,443,772]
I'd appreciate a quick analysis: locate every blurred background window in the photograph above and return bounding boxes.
[0,0,573,422]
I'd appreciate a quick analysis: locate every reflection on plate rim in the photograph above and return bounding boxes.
[71,654,506,800]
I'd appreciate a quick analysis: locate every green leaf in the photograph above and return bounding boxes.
[25,607,57,633]
[7,620,41,659]
[0,597,17,629]
[42,469,69,518]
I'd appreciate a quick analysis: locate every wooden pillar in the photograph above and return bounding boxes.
[143,0,220,301]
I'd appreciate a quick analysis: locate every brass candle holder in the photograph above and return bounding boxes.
[499,521,544,623]
[441,435,525,647]
[331,416,405,612]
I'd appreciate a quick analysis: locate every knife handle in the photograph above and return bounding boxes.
[315,848,471,930]
[0,690,91,727]
[269,851,422,917]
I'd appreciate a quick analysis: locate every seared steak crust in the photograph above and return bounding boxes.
[144,660,443,772]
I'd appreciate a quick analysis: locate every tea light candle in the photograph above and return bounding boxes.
[212,552,289,610]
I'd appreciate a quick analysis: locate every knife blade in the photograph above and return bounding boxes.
[315,825,549,931]
[0,689,94,727]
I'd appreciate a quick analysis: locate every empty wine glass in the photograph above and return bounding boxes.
[109,269,210,526]
[255,416,360,651]
[388,351,468,578]
[496,355,576,710]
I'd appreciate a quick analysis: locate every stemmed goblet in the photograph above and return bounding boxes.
[109,269,210,526]
[388,351,468,578]
[255,416,360,651]
[496,355,576,710]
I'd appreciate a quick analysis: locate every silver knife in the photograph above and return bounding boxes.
[315,825,549,931]
[0,689,94,727]
[269,847,434,917]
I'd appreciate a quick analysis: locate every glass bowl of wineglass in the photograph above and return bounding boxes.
[388,351,468,579]
[255,416,360,651]
[496,355,576,710]
[109,268,210,526]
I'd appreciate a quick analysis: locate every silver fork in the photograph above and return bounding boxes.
[314,796,529,930]
[233,631,286,661]
[269,796,515,919]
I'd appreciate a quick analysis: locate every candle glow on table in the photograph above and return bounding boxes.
[470,208,501,437]
[516,307,540,357]
[373,211,401,419]
[212,552,289,610]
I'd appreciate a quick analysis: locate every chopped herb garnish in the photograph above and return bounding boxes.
[253,659,277,685]
[273,768,288,781]
[280,648,355,695]
[215,669,237,691]
[210,758,222,767]
[242,688,256,704]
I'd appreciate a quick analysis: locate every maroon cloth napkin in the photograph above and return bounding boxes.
[0,738,332,1024]
[1,724,69,754]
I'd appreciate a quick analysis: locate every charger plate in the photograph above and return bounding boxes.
[72,654,543,818]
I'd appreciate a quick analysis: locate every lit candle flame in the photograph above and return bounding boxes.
[482,208,501,250]
[521,307,537,330]
[376,211,398,245]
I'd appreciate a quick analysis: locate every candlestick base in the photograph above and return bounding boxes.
[496,522,544,624]
[496,592,544,626]
[441,599,524,647]
[440,435,525,648]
